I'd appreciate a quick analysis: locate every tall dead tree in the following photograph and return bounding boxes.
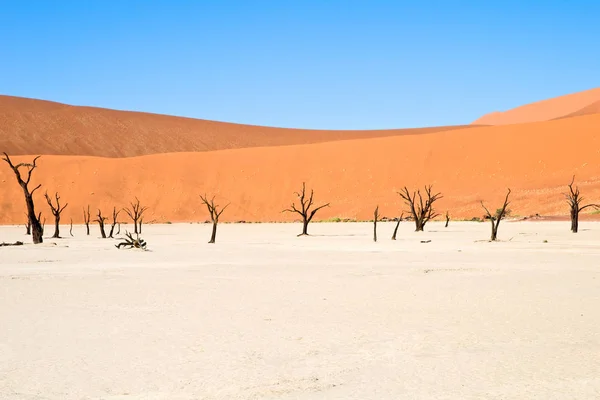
[44,191,68,238]
[283,182,330,236]
[2,153,44,244]
[445,211,450,228]
[481,189,511,241]
[398,185,443,232]
[95,209,107,239]
[124,198,148,234]
[391,212,404,240]
[565,176,598,233]
[200,194,229,243]
[83,205,91,235]
[108,206,121,238]
[373,206,379,242]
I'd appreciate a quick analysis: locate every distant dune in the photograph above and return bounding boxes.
[2,113,600,225]
[0,95,474,158]
[472,87,600,125]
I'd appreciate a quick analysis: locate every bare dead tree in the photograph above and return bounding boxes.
[565,176,598,233]
[115,231,147,250]
[445,211,450,228]
[373,205,379,242]
[70,218,74,237]
[391,212,404,240]
[95,209,107,239]
[2,153,44,243]
[25,213,31,235]
[200,194,230,243]
[398,185,443,232]
[481,189,512,241]
[108,206,121,238]
[283,182,330,236]
[123,198,148,234]
[83,205,91,235]
[44,191,68,238]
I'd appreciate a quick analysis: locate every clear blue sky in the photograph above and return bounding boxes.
[1,1,599,129]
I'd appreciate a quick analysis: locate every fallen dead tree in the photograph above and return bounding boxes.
[115,231,147,250]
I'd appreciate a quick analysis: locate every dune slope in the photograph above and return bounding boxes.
[2,114,600,225]
[473,87,600,125]
[0,95,474,157]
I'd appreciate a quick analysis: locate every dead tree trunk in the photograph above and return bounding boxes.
[116,223,121,235]
[95,209,107,239]
[70,218,74,237]
[25,213,31,235]
[373,206,379,242]
[445,211,450,228]
[2,153,44,244]
[565,176,598,233]
[283,182,330,236]
[44,191,68,238]
[124,198,148,235]
[200,194,230,244]
[391,213,404,240]
[108,207,121,238]
[139,218,143,234]
[398,185,442,232]
[83,205,91,235]
[481,189,511,241]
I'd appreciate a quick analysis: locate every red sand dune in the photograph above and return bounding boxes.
[0,95,474,157]
[2,112,600,225]
[473,87,600,125]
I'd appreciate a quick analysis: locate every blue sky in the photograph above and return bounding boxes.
[1,1,599,129]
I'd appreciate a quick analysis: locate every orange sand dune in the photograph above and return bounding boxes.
[2,114,600,225]
[473,87,600,125]
[0,95,475,158]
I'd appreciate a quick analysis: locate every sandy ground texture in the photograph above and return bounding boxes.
[1,221,600,399]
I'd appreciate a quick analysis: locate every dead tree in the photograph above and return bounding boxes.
[200,194,229,243]
[565,176,598,233]
[124,198,148,234]
[391,212,404,240]
[398,185,443,232]
[25,213,31,235]
[373,206,379,242]
[445,211,450,228]
[1,153,44,244]
[283,182,330,236]
[108,206,121,238]
[481,189,511,241]
[83,205,91,235]
[70,218,74,237]
[95,209,107,239]
[116,231,147,250]
[44,191,68,238]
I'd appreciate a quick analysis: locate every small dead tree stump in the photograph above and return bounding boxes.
[70,218,74,237]
[83,205,91,235]
[391,212,404,240]
[44,191,68,238]
[445,211,450,228]
[200,194,229,243]
[2,153,44,244]
[565,176,598,233]
[283,182,330,236]
[481,189,511,241]
[398,185,442,232]
[373,205,379,242]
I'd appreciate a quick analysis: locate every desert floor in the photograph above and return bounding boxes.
[1,221,600,399]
